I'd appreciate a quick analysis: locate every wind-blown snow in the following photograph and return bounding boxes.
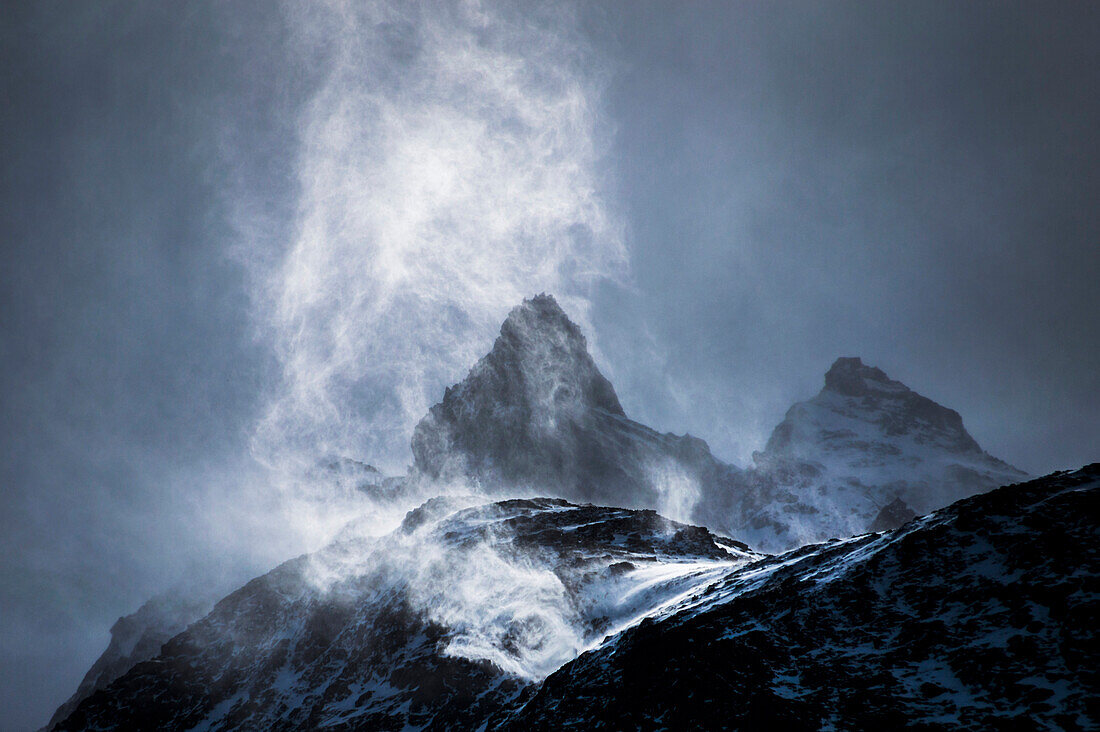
[240,1,625,488]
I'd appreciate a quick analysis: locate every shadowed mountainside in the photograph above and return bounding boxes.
[501,465,1099,731]
[54,467,1097,730]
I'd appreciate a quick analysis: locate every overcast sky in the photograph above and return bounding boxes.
[2,2,1098,728]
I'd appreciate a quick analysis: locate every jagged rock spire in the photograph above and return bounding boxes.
[412,294,626,484]
[410,294,716,513]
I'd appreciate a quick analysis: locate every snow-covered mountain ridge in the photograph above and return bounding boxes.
[54,466,1099,730]
[52,498,757,730]
[501,464,1100,730]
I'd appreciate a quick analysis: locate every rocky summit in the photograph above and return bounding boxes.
[411,294,730,516]
[760,355,1027,515]
[734,355,1029,550]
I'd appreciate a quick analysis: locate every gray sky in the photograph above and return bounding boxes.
[2,2,1098,729]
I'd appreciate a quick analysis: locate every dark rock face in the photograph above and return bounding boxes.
[869,496,919,532]
[46,590,214,730]
[411,294,624,485]
[411,294,729,515]
[501,465,1100,731]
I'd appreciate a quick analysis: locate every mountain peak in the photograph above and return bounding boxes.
[409,294,725,513]
[411,294,626,485]
[824,356,899,396]
[482,294,621,415]
[486,293,623,417]
[761,355,1027,516]
[499,293,577,343]
[768,356,984,457]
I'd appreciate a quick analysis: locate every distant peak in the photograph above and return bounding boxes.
[762,355,1012,463]
[824,356,898,396]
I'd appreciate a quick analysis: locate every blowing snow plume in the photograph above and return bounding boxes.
[243,1,625,489]
[51,494,757,730]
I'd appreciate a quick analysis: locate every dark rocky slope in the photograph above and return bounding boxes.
[501,465,1100,731]
[54,466,1098,731]
[45,591,214,730]
[53,498,754,731]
